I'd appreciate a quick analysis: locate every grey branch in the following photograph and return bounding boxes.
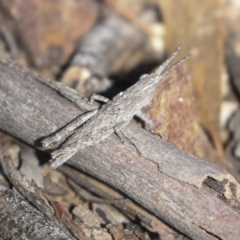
[1,53,240,240]
[0,185,73,240]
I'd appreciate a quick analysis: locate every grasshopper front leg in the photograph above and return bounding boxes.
[90,93,110,104]
[114,121,129,143]
[135,112,155,133]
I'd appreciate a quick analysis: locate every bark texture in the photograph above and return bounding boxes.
[0,185,72,240]
[0,55,240,240]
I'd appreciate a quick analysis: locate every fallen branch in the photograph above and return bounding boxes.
[0,55,240,239]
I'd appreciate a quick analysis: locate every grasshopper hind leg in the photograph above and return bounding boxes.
[41,109,98,149]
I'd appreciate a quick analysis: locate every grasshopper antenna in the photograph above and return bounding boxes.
[161,53,192,78]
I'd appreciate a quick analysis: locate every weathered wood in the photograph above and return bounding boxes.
[0,185,73,240]
[1,55,240,239]
[0,151,87,240]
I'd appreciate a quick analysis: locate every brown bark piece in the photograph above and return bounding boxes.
[144,65,238,178]
[144,65,219,162]
[160,0,224,159]
[1,55,240,239]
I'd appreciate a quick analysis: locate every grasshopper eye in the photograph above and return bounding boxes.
[140,74,149,80]
[119,91,127,99]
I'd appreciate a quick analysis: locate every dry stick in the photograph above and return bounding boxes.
[0,151,87,240]
[0,55,240,240]
[0,185,73,240]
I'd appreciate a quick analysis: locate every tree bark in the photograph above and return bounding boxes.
[0,54,240,240]
[0,185,73,240]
